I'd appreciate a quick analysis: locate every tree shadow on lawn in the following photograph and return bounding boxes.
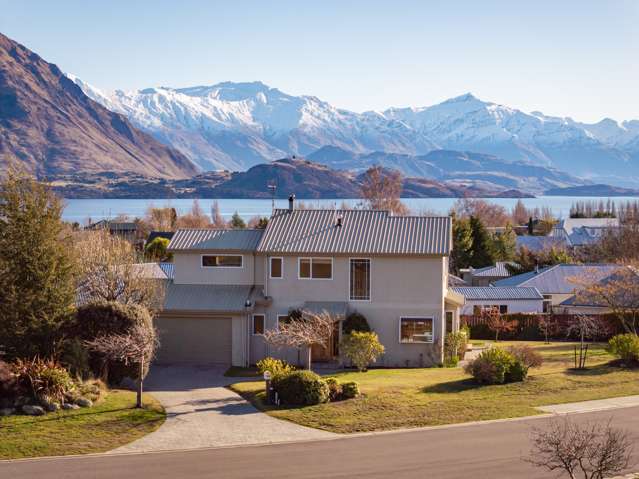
[564,363,621,377]
[420,377,481,394]
[2,405,161,427]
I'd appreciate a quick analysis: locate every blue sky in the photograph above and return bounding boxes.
[1,0,637,122]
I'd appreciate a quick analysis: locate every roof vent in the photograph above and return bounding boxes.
[336,216,343,227]
[288,194,295,211]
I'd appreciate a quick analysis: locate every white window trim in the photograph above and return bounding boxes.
[252,314,265,336]
[348,257,371,302]
[297,257,333,280]
[444,310,456,334]
[399,316,435,344]
[200,254,244,269]
[269,256,284,279]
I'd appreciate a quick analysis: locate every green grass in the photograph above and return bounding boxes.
[0,390,165,459]
[230,341,639,433]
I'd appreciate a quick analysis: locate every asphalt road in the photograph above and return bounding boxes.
[3,406,639,479]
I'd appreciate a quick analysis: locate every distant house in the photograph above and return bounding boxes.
[86,219,138,241]
[495,263,621,313]
[515,235,567,253]
[551,218,620,247]
[459,262,515,286]
[453,286,544,315]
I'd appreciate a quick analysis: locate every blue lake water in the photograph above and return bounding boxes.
[61,196,639,223]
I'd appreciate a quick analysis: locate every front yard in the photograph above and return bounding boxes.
[230,341,639,433]
[0,390,165,459]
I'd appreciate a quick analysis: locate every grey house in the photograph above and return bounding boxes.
[155,203,464,368]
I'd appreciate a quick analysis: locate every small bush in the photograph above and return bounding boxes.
[61,338,91,380]
[342,312,371,334]
[444,331,468,364]
[508,344,544,369]
[256,357,295,379]
[608,334,639,366]
[443,356,459,368]
[12,358,75,402]
[341,382,360,399]
[464,348,516,385]
[324,377,342,401]
[340,331,385,371]
[272,370,329,405]
[506,360,528,382]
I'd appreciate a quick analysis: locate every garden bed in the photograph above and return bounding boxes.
[230,341,639,433]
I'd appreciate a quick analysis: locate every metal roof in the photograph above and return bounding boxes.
[452,286,543,301]
[472,262,515,278]
[168,229,264,252]
[494,264,621,294]
[553,218,619,236]
[257,209,452,255]
[164,283,253,312]
[516,236,567,253]
[130,262,174,280]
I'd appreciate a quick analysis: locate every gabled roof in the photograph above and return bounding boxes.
[516,235,567,253]
[257,209,452,255]
[553,218,619,236]
[494,264,621,294]
[471,262,515,278]
[452,286,543,301]
[168,229,264,252]
[560,266,639,306]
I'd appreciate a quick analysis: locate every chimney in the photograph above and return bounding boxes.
[336,216,343,227]
[288,194,295,211]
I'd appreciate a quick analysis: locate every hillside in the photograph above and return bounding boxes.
[0,33,197,179]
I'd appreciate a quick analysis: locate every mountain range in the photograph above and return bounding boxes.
[70,77,639,186]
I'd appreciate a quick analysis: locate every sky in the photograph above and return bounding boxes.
[1,0,637,123]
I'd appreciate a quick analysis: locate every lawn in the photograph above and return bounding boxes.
[230,341,639,433]
[0,390,165,459]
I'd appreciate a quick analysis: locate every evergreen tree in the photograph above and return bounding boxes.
[469,215,495,268]
[230,211,246,229]
[492,224,517,262]
[451,217,473,273]
[0,171,76,358]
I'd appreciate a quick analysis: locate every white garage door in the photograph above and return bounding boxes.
[155,316,232,364]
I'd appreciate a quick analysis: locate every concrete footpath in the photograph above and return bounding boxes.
[537,395,639,414]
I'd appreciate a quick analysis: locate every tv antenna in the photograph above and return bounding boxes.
[267,182,277,213]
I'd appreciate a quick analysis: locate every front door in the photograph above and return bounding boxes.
[311,321,340,362]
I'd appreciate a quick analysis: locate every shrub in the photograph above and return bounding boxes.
[342,312,371,335]
[256,357,295,379]
[12,357,74,402]
[340,331,385,371]
[324,377,342,401]
[506,360,528,382]
[508,344,544,369]
[464,348,516,384]
[61,338,91,380]
[444,331,468,365]
[145,237,172,262]
[460,323,471,340]
[608,334,639,365]
[272,370,329,405]
[443,356,459,368]
[341,381,360,399]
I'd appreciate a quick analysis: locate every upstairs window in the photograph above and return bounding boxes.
[298,258,332,279]
[270,257,283,278]
[202,255,243,268]
[252,315,265,335]
[400,317,433,343]
[350,258,371,300]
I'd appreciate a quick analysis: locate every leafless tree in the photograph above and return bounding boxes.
[85,322,159,408]
[73,230,165,311]
[538,315,559,344]
[263,310,335,370]
[565,314,612,369]
[360,166,408,215]
[451,198,510,227]
[176,199,211,229]
[527,417,633,479]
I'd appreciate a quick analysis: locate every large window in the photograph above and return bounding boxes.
[400,317,434,343]
[252,314,265,335]
[349,258,371,300]
[202,255,242,268]
[270,257,283,278]
[298,258,332,279]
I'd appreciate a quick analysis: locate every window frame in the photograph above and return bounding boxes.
[297,257,333,280]
[269,256,283,279]
[349,257,371,301]
[499,304,508,314]
[399,316,434,344]
[252,314,265,336]
[445,310,454,335]
[277,314,290,331]
[200,254,243,269]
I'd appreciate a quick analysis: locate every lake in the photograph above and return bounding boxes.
[61,196,639,223]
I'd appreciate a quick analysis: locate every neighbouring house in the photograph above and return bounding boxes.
[86,219,138,242]
[459,261,515,286]
[551,217,620,248]
[494,263,621,313]
[453,286,544,315]
[154,200,464,368]
[515,235,567,253]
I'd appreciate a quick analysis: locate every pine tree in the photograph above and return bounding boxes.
[451,218,473,273]
[0,171,76,358]
[230,211,246,229]
[469,216,495,268]
[492,224,516,262]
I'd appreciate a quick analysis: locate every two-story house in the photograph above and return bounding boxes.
[155,200,464,368]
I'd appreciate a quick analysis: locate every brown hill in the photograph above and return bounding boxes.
[0,32,197,179]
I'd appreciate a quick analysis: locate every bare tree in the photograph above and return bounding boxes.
[85,322,159,408]
[210,200,227,228]
[451,198,510,227]
[565,314,612,369]
[537,315,559,344]
[176,199,211,229]
[482,308,517,342]
[360,166,408,215]
[144,205,177,231]
[73,230,165,311]
[263,310,335,370]
[527,417,633,479]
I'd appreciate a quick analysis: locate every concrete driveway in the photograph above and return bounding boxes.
[111,364,335,454]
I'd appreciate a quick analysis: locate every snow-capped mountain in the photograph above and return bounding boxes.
[69,77,639,185]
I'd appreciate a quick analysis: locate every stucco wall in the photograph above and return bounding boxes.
[173,252,256,285]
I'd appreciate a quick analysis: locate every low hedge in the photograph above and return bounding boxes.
[272,370,329,405]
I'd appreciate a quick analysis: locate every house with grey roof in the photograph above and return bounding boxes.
[154,199,464,368]
[453,286,544,315]
[494,263,622,313]
[551,217,620,248]
[459,261,515,286]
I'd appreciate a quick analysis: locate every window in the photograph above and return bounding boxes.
[499,305,508,314]
[252,314,265,335]
[298,257,332,279]
[277,315,290,329]
[445,311,454,334]
[202,255,242,268]
[350,258,371,300]
[270,257,283,278]
[400,317,433,343]
[543,295,552,314]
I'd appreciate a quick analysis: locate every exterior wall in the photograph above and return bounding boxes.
[254,255,447,367]
[173,252,255,285]
[549,293,574,305]
[460,299,544,315]
[232,315,249,367]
